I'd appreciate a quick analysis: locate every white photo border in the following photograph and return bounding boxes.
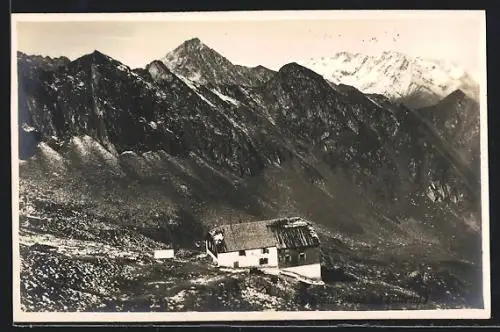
[10,10,491,323]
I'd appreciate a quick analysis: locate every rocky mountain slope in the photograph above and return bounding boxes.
[299,51,479,109]
[16,39,483,312]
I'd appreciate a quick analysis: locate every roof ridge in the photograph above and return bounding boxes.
[210,216,307,230]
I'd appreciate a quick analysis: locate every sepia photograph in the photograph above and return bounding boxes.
[11,10,490,322]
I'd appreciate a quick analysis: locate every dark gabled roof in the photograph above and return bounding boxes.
[209,220,276,253]
[208,217,320,253]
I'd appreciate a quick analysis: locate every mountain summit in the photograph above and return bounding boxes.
[184,37,203,46]
[161,38,276,86]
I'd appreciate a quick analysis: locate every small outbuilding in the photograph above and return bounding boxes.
[153,248,175,259]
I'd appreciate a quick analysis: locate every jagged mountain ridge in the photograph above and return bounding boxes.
[417,90,480,156]
[17,42,481,251]
[298,51,479,109]
[258,63,480,208]
[161,38,276,86]
[18,50,295,178]
[17,52,71,72]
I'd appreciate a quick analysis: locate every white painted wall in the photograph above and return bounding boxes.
[153,249,175,259]
[281,263,322,280]
[217,246,278,268]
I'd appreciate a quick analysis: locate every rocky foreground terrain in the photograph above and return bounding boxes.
[16,38,484,312]
[18,169,482,312]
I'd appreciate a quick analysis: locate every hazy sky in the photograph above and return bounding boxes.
[14,11,485,78]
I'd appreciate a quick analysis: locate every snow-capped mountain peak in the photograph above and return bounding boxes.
[298,51,479,109]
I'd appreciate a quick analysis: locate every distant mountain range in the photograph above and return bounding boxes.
[17,37,482,260]
[298,51,479,109]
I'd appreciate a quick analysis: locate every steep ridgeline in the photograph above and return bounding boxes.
[17,43,481,256]
[416,90,480,164]
[17,52,72,159]
[257,63,481,214]
[414,90,481,204]
[161,38,276,86]
[17,50,292,178]
[299,51,479,109]
[17,52,71,72]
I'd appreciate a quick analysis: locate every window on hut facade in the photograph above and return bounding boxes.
[284,254,291,264]
[299,252,306,263]
[259,258,269,265]
[239,250,246,256]
[262,248,269,254]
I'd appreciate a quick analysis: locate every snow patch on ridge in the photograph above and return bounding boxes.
[210,89,240,106]
[176,74,216,107]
